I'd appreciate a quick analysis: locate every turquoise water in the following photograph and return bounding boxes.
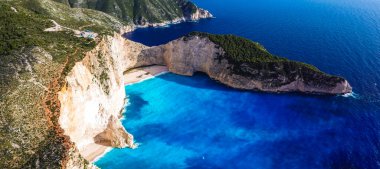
[95,73,379,169]
[96,0,380,168]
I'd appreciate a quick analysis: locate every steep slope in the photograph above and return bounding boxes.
[64,0,212,26]
[137,32,352,94]
[0,0,132,168]
[58,35,145,162]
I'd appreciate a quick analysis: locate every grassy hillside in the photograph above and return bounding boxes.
[0,0,127,168]
[65,0,200,25]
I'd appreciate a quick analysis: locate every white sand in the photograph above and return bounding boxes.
[81,143,110,162]
[123,65,169,85]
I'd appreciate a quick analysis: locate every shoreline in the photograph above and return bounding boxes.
[123,65,169,85]
[134,17,215,29]
[82,65,169,163]
[81,143,111,163]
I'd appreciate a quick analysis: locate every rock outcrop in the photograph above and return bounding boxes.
[62,0,213,27]
[93,115,134,148]
[137,33,352,94]
[136,7,213,27]
[57,34,146,161]
[187,7,213,21]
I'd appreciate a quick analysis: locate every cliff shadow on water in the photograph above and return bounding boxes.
[125,92,149,121]
[154,72,353,99]
[155,72,229,91]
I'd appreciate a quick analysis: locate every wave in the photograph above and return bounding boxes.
[341,92,359,99]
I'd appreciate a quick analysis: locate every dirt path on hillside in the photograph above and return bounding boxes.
[79,24,95,30]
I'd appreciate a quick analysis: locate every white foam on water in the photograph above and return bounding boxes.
[341,92,359,99]
[92,147,113,163]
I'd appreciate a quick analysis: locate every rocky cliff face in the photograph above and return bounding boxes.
[0,0,212,168]
[188,7,213,21]
[58,34,146,163]
[138,35,352,94]
[0,0,138,167]
[137,7,213,27]
[63,0,213,27]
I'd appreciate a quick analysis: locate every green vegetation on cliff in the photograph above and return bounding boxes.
[0,0,126,168]
[64,0,201,25]
[187,32,318,68]
[186,32,345,88]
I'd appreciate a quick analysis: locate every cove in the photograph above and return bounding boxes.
[95,73,379,169]
[96,0,380,168]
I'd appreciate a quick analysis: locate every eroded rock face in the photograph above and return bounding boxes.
[94,115,134,148]
[64,0,213,27]
[136,7,213,27]
[139,35,352,94]
[58,34,145,161]
[188,8,213,21]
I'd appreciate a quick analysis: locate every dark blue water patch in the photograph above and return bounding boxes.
[124,92,148,120]
[95,73,380,169]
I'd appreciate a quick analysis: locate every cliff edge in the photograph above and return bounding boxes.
[137,32,352,94]
[58,35,140,161]
[59,0,213,27]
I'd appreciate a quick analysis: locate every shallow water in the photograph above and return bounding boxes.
[96,0,380,168]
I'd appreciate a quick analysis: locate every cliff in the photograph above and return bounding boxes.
[61,0,213,27]
[137,33,352,94]
[58,35,139,158]
[0,0,211,168]
[0,0,135,168]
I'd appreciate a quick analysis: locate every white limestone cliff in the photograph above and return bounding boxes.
[138,35,352,94]
[58,34,146,162]
[137,8,213,27]
[188,8,213,20]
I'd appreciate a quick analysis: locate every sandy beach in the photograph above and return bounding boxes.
[123,65,169,85]
[81,143,110,162]
[81,65,169,162]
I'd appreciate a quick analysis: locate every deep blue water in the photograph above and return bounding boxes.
[96,0,380,168]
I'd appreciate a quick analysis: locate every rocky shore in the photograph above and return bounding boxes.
[136,8,213,28]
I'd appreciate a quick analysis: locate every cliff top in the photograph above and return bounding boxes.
[57,0,204,25]
[184,32,348,90]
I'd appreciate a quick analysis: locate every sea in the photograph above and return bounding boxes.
[95,0,380,168]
